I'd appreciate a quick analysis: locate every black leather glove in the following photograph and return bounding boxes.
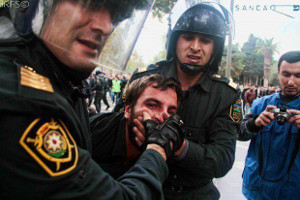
[144,115,185,158]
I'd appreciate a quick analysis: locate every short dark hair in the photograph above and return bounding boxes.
[278,51,300,70]
[125,74,182,111]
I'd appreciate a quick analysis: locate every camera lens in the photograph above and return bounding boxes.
[277,116,287,125]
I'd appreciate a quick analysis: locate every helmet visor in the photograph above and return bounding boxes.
[10,0,154,71]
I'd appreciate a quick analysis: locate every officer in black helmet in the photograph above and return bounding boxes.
[0,0,184,199]
[128,1,242,199]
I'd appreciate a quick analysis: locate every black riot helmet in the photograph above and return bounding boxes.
[166,1,234,73]
[6,0,154,71]
[9,0,151,36]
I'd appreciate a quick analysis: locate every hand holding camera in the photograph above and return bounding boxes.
[287,109,300,129]
[254,105,277,127]
[255,105,298,127]
[269,107,292,125]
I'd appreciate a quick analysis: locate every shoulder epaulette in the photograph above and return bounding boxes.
[136,61,164,74]
[228,79,238,90]
[20,65,54,93]
[146,64,157,70]
[209,73,229,83]
[209,73,239,91]
[137,67,147,73]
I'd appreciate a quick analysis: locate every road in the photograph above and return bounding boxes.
[215,141,249,200]
[96,93,250,200]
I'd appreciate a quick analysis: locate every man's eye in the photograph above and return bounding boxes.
[201,38,212,44]
[147,104,156,109]
[283,73,290,77]
[183,35,194,41]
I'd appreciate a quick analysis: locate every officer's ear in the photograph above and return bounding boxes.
[124,104,131,119]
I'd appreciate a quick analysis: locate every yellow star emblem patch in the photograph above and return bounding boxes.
[19,118,78,177]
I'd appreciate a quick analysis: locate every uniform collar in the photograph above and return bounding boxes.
[194,72,211,92]
[161,60,212,92]
[158,59,176,80]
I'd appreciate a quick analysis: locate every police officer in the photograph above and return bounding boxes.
[94,71,104,113]
[0,0,183,199]
[129,1,242,199]
[87,74,96,107]
[101,72,110,110]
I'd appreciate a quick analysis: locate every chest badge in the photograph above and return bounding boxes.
[229,99,242,122]
[19,118,78,177]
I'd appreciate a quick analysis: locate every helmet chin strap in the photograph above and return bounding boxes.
[177,52,216,75]
[179,63,207,75]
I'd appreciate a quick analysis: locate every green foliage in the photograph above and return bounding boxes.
[256,38,279,57]
[240,34,264,84]
[151,49,167,64]
[126,51,146,73]
[256,37,279,87]
[220,43,245,83]
[152,0,177,19]
[151,35,167,63]
[269,61,279,86]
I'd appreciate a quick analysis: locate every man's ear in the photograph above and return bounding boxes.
[124,104,131,119]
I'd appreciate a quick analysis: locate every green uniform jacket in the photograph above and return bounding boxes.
[129,60,242,199]
[0,38,167,200]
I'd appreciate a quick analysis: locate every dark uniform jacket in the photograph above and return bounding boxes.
[130,60,242,199]
[0,37,167,199]
[90,112,139,179]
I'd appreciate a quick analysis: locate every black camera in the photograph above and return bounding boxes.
[270,107,291,125]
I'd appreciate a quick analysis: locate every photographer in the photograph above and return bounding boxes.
[239,51,300,200]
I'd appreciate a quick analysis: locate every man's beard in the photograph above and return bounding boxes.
[283,88,300,98]
[127,109,145,151]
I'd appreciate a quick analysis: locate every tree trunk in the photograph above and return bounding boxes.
[263,51,272,87]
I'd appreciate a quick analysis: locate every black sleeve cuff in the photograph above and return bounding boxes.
[246,115,260,133]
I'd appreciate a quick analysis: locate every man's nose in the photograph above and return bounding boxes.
[90,10,113,36]
[288,76,296,85]
[190,39,201,53]
[155,111,170,124]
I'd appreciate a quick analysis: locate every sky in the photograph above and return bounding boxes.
[134,0,300,63]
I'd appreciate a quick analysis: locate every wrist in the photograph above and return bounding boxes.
[174,140,186,157]
[248,116,261,132]
[147,144,166,161]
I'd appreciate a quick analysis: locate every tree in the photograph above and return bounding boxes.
[151,49,167,64]
[126,51,146,73]
[269,60,279,86]
[241,34,264,86]
[152,0,177,19]
[256,38,279,87]
[151,35,167,63]
[220,43,245,83]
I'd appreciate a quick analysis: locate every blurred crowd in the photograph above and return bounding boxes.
[240,85,280,114]
[85,71,131,114]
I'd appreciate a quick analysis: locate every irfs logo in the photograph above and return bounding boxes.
[0,0,29,8]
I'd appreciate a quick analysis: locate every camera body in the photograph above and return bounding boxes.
[270,107,291,125]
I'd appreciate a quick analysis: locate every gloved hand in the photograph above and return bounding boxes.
[144,115,185,158]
